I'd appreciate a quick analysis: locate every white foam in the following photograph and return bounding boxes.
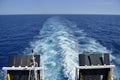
[25,17,114,80]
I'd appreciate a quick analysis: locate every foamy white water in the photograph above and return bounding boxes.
[25,17,113,80]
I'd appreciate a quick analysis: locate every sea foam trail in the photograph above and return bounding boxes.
[26,17,110,80]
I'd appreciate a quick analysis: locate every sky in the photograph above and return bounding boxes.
[0,0,120,15]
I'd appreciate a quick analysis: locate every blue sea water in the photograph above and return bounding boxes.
[0,14,120,80]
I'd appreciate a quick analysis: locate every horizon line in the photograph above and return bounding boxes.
[0,13,120,16]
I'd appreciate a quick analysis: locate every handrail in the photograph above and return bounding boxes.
[2,66,44,70]
[75,65,115,80]
[76,65,115,69]
[2,66,44,80]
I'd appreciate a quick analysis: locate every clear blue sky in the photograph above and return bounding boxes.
[0,0,120,15]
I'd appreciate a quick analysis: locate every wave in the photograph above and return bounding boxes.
[25,17,112,80]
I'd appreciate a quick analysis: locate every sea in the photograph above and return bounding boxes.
[0,14,120,80]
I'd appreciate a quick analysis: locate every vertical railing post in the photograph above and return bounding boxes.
[4,70,7,80]
[42,66,44,80]
[111,67,114,80]
[75,67,79,80]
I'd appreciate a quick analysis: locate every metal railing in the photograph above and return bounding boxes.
[75,65,115,80]
[2,66,44,80]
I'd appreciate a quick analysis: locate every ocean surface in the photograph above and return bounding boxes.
[0,14,120,80]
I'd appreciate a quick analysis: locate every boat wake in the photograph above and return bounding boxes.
[25,17,111,80]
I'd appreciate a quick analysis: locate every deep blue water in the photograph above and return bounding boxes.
[0,15,120,80]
